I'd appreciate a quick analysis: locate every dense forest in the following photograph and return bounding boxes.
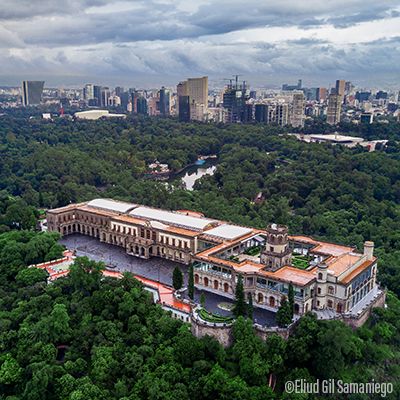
[2,111,400,398]
[2,114,400,294]
[1,249,400,400]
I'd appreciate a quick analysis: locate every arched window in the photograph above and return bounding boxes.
[269,297,275,307]
[317,288,321,295]
[318,272,323,280]
[328,286,334,294]
[327,300,333,308]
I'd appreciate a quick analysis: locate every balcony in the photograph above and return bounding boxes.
[268,283,279,292]
[256,282,266,289]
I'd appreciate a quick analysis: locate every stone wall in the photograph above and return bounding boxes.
[189,310,295,348]
[190,311,235,349]
[341,288,386,330]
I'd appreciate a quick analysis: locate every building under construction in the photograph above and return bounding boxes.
[223,76,250,123]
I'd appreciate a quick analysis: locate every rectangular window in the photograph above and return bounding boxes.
[140,229,145,238]
[160,236,164,243]
[166,238,169,245]
[179,240,182,248]
[184,242,188,249]
[152,232,156,241]
[146,230,150,239]
[172,239,176,246]
[128,228,131,235]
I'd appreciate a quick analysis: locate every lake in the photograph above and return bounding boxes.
[167,158,218,190]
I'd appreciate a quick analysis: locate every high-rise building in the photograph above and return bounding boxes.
[255,104,267,123]
[291,92,306,128]
[21,81,45,106]
[345,81,354,92]
[187,77,208,106]
[120,92,129,110]
[335,80,346,103]
[136,97,148,115]
[177,77,208,121]
[177,81,188,98]
[223,78,250,123]
[115,87,124,97]
[273,104,290,126]
[317,87,327,102]
[355,91,371,102]
[244,103,253,122]
[327,94,342,125]
[101,88,111,107]
[93,85,101,105]
[84,84,94,101]
[179,95,190,122]
[159,87,170,115]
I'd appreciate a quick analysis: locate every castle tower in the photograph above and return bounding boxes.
[260,224,292,272]
[315,262,328,310]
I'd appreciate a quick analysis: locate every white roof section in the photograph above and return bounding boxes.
[75,110,109,120]
[205,225,253,241]
[75,110,126,120]
[129,207,215,231]
[87,199,137,214]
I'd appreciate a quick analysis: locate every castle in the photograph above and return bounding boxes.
[47,199,384,321]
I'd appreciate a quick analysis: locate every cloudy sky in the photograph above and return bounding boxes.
[1,0,400,89]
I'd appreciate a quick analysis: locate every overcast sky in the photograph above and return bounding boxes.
[1,0,400,89]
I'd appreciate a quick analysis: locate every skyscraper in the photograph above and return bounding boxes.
[159,87,170,115]
[317,87,327,102]
[179,95,190,122]
[223,78,250,123]
[93,85,101,105]
[273,104,290,126]
[136,97,148,115]
[187,77,208,106]
[255,104,267,123]
[101,88,111,107]
[327,94,342,125]
[335,80,346,103]
[177,77,208,121]
[84,84,94,101]
[291,92,306,128]
[21,81,45,106]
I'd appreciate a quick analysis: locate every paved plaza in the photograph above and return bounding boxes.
[60,233,277,326]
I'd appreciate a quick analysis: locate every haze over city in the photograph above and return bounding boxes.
[1,0,400,89]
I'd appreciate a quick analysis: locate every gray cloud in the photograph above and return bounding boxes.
[0,0,399,87]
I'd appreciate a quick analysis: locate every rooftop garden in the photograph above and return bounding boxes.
[244,245,260,257]
[292,253,311,269]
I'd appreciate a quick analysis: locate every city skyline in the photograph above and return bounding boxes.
[1,1,400,89]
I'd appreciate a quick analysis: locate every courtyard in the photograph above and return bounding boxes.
[60,233,277,326]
